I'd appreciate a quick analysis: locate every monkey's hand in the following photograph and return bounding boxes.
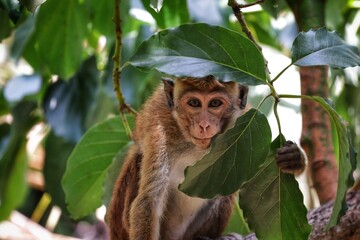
[276,141,306,175]
[197,233,257,240]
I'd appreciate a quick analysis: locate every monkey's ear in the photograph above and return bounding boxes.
[238,85,248,109]
[162,78,175,107]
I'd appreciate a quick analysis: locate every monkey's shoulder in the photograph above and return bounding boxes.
[133,86,184,144]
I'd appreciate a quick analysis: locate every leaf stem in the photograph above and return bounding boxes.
[273,101,284,144]
[113,0,136,139]
[278,94,310,99]
[270,63,292,84]
[256,93,272,110]
[266,80,279,102]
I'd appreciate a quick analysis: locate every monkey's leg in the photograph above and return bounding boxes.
[184,195,237,239]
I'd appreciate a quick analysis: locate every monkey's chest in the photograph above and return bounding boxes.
[161,150,209,239]
[162,189,208,239]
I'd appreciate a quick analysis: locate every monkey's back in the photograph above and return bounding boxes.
[107,85,185,239]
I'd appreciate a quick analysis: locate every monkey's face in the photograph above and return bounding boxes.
[164,76,248,150]
[177,91,232,149]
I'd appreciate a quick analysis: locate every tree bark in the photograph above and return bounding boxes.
[285,0,339,204]
[299,66,338,204]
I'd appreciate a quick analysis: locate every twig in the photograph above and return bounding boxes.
[113,0,137,139]
[228,0,269,73]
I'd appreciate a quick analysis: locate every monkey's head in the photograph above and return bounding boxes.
[163,76,248,150]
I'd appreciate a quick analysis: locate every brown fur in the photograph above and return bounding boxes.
[107,76,248,240]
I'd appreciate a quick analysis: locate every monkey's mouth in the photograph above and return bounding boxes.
[192,137,212,149]
[193,137,211,141]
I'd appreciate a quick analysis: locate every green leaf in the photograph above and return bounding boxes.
[89,0,115,37]
[150,0,163,12]
[35,0,87,78]
[239,135,311,240]
[0,138,28,220]
[141,0,189,28]
[43,57,99,142]
[179,108,271,198]
[291,28,360,68]
[129,23,267,85]
[325,0,346,29]
[245,12,282,50]
[102,142,132,207]
[18,0,45,12]
[260,0,288,19]
[0,0,22,23]
[62,117,131,219]
[224,200,251,236]
[10,14,36,61]
[307,96,353,228]
[0,8,12,41]
[0,101,37,220]
[44,131,76,212]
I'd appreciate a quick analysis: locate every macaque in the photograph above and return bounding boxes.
[276,140,307,175]
[107,76,306,240]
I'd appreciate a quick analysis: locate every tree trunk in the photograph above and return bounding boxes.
[299,67,338,204]
[285,0,338,204]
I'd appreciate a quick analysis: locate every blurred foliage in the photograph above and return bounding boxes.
[0,0,359,238]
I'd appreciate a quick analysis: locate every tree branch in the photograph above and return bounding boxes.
[227,0,269,73]
[113,0,136,139]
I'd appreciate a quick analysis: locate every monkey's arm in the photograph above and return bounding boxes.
[129,132,170,240]
[107,145,141,240]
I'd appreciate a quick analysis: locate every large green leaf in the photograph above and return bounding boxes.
[35,0,87,78]
[0,8,12,41]
[43,57,98,142]
[18,0,45,12]
[260,0,288,19]
[10,14,36,61]
[44,131,76,213]
[102,143,132,207]
[307,96,354,228]
[0,101,37,221]
[0,0,22,23]
[224,200,251,236]
[150,0,163,12]
[239,135,311,240]
[62,117,131,219]
[129,23,267,85]
[179,109,271,198]
[141,0,189,28]
[89,0,116,37]
[0,138,28,220]
[325,0,346,29]
[291,28,360,68]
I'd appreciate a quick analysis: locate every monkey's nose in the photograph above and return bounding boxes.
[199,123,210,134]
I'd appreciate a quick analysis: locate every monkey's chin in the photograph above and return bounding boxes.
[192,137,211,150]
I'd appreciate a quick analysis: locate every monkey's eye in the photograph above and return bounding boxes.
[208,99,223,108]
[187,99,201,107]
